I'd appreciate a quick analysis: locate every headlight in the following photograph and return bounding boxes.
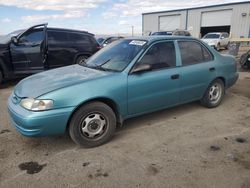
[20,98,53,111]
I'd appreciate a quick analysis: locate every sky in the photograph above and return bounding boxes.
[0,0,249,35]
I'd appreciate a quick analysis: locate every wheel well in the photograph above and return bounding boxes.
[74,54,90,63]
[216,77,225,86]
[66,98,121,132]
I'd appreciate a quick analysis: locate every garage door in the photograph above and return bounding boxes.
[159,15,181,31]
[201,9,232,27]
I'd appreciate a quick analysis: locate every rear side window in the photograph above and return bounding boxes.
[48,31,69,43]
[68,33,91,44]
[138,41,176,70]
[178,41,212,65]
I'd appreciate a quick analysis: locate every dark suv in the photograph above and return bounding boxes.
[0,23,100,84]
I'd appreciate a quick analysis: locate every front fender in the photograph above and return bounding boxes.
[37,73,128,118]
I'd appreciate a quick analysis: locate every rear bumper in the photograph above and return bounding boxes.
[8,96,75,137]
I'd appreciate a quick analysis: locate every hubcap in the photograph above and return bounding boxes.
[209,83,222,103]
[80,113,106,138]
[78,57,86,65]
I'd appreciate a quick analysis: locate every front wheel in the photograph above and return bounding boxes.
[69,102,116,147]
[200,79,225,108]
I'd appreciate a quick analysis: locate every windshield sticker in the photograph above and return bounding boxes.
[129,40,146,46]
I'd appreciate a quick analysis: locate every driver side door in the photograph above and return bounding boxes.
[127,41,181,115]
[10,25,46,74]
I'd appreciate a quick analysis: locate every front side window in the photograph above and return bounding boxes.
[178,41,212,65]
[222,33,229,38]
[19,29,43,44]
[137,41,176,70]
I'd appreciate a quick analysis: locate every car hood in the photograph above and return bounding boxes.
[14,65,112,98]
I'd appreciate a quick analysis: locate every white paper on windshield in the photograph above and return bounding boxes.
[129,40,146,46]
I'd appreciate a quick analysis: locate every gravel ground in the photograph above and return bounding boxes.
[0,70,249,188]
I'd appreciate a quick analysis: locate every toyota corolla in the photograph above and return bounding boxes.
[8,36,238,147]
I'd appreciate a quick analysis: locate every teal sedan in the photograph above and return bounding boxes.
[8,36,238,147]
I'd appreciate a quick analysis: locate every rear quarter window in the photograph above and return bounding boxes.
[68,33,91,45]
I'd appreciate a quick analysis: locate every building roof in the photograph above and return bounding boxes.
[142,1,250,15]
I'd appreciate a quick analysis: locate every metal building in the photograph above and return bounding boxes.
[142,2,250,38]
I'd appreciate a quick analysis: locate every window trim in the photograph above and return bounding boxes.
[177,39,214,67]
[129,40,178,74]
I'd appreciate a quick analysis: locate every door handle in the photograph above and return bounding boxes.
[171,74,180,80]
[209,67,216,72]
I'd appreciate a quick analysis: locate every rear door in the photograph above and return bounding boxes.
[127,41,181,115]
[47,30,72,68]
[10,24,46,73]
[177,40,216,103]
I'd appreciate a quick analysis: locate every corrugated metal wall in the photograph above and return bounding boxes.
[143,10,187,35]
[142,3,250,38]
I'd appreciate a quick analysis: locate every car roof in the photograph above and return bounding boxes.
[205,32,226,35]
[47,27,94,36]
[155,30,189,32]
[125,36,198,43]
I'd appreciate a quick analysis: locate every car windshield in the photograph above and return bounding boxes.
[83,39,147,72]
[152,32,172,36]
[203,34,220,39]
[0,29,24,44]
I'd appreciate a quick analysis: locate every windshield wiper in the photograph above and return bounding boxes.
[92,59,112,71]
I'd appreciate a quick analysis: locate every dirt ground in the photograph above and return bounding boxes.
[0,70,250,188]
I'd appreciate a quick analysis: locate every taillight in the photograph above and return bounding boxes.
[96,45,102,50]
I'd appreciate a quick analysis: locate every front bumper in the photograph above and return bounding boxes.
[7,96,75,137]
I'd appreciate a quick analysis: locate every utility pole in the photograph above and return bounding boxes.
[131,26,134,37]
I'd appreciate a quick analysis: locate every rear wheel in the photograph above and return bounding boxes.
[69,102,116,147]
[200,79,225,108]
[76,55,88,65]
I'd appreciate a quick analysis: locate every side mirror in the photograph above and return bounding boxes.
[131,64,152,74]
[221,36,225,39]
[11,36,18,44]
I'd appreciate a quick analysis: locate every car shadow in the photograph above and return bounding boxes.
[19,93,233,150]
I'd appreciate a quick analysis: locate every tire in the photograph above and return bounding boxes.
[200,79,225,108]
[216,43,221,51]
[76,55,88,65]
[225,42,229,50]
[69,102,116,147]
